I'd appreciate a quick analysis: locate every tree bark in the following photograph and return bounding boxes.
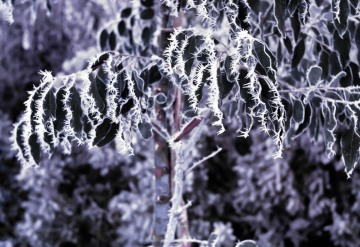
[152,4,173,246]
[152,4,191,247]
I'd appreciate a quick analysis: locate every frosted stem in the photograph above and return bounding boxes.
[185,147,223,176]
[164,142,185,247]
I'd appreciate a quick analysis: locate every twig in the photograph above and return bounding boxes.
[147,238,208,247]
[106,0,117,17]
[164,142,185,247]
[174,200,192,216]
[279,85,360,94]
[171,117,203,143]
[151,121,171,141]
[185,147,222,176]
[169,238,208,245]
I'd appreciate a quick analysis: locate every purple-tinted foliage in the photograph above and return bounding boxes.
[0,112,26,246]
[185,122,357,247]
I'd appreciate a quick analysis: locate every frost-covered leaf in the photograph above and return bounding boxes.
[307,65,322,85]
[140,9,154,20]
[253,40,276,73]
[329,51,342,75]
[334,29,350,67]
[332,0,349,37]
[141,0,154,7]
[82,115,93,139]
[43,88,56,120]
[218,68,234,100]
[121,8,132,18]
[315,0,325,6]
[142,27,151,45]
[274,0,287,38]
[140,64,162,86]
[109,31,116,50]
[309,105,320,141]
[99,29,108,50]
[282,97,293,130]
[355,25,360,65]
[253,40,277,82]
[341,128,360,177]
[90,53,110,70]
[288,0,300,16]
[197,50,209,63]
[295,103,311,135]
[283,37,293,54]
[238,69,255,135]
[350,62,360,86]
[291,9,301,42]
[138,122,152,139]
[292,37,305,68]
[93,118,116,146]
[117,21,126,36]
[120,98,134,115]
[340,65,353,87]
[116,71,127,96]
[96,64,111,86]
[132,70,144,97]
[30,87,42,131]
[96,122,119,147]
[89,73,106,114]
[149,64,162,84]
[54,86,67,132]
[319,50,329,79]
[234,0,251,30]
[293,99,304,123]
[43,128,54,153]
[184,35,200,76]
[69,86,83,135]
[299,0,310,24]
[15,121,28,162]
[29,133,40,165]
[322,102,337,158]
[224,56,236,82]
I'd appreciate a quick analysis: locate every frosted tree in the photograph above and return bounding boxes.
[10,0,360,246]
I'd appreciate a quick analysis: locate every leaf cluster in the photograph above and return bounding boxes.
[12,53,162,166]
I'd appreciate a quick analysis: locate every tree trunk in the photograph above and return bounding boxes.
[152,4,173,246]
[152,4,191,247]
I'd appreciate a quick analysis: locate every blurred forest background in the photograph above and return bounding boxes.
[0,1,359,247]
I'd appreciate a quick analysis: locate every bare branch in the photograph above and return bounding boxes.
[185,147,223,176]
